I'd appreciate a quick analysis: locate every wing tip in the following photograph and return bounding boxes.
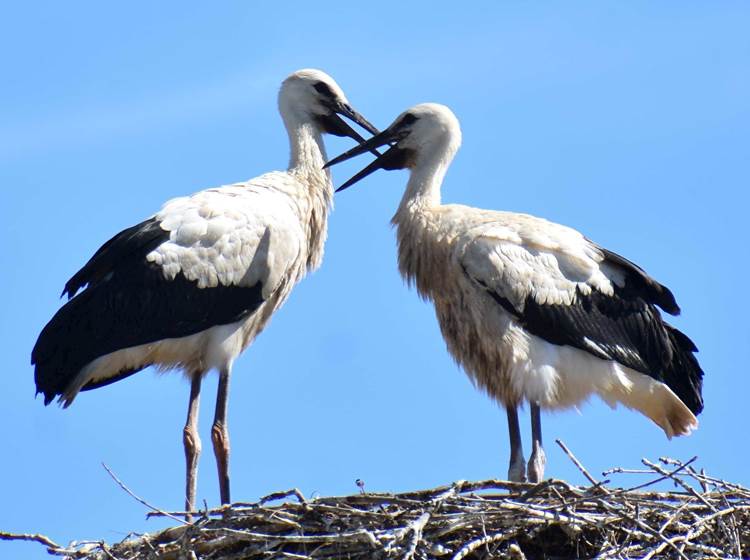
[37,389,55,407]
[658,285,681,316]
[60,285,75,300]
[598,244,682,315]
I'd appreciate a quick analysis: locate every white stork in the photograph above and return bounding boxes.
[32,69,377,515]
[326,103,704,483]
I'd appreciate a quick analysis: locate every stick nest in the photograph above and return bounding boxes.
[13,457,750,559]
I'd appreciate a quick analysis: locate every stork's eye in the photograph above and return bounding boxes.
[313,81,335,98]
[399,113,418,127]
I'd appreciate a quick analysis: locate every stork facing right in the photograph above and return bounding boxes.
[326,103,704,483]
[32,69,377,516]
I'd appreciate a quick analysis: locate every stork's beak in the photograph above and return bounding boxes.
[335,101,379,136]
[322,100,379,144]
[318,101,381,159]
[324,125,410,192]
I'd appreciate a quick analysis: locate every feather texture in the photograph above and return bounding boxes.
[34,160,331,405]
[374,103,704,439]
[454,208,702,415]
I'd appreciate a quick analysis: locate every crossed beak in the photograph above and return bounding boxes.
[324,125,409,192]
[326,100,380,144]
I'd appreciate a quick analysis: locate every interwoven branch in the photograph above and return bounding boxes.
[5,456,749,559]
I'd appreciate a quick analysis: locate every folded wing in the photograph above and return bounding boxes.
[457,214,703,414]
[33,182,303,404]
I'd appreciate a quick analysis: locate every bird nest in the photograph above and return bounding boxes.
[6,454,750,559]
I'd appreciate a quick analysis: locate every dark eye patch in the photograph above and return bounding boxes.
[313,81,335,98]
[398,113,418,127]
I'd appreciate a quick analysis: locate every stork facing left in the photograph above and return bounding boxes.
[31,69,377,518]
[326,103,704,483]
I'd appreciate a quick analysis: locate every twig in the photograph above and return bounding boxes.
[555,439,609,492]
[0,530,64,550]
[400,512,430,560]
[613,456,699,496]
[26,456,748,560]
[102,463,189,526]
[642,458,716,511]
[259,488,308,506]
[452,532,508,560]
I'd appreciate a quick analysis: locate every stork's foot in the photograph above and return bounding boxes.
[508,454,527,482]
[527,445,546,483]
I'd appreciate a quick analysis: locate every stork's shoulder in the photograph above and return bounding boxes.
[452,207,679,314]
[62,172,309,304]
[478,208,680,314]
[435,205,580,242]
[161,172,303,215]
[450,208,615,309]
[443,207,597,267]
[147,176,306,296]
[161,173,306,228]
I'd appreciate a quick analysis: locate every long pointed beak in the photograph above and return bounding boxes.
[323,101,381,158]
[324,126,407,193]
[324,127,396,169]
[332,149,394,192]
[335,101,379,136]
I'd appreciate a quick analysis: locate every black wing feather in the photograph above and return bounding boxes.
[597,244,680,315]
[63,217,168,298]
[471,254,704,415]
[32,217,265,405]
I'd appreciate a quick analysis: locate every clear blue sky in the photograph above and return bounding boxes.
[2,2,748,557]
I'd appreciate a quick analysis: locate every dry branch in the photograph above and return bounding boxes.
[5,456,749,559]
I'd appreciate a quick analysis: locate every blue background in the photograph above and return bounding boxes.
[2,2,748,557]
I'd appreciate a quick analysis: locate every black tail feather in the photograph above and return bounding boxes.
[33,265,265,405]
[663,323,704,415]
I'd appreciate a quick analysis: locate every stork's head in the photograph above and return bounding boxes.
[324,103,462,192]
[279,69,378,141]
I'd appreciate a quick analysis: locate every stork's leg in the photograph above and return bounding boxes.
[183,372,202,521]
[212,366,232,505]
[528,402,546,483]
[506,405,526,482]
